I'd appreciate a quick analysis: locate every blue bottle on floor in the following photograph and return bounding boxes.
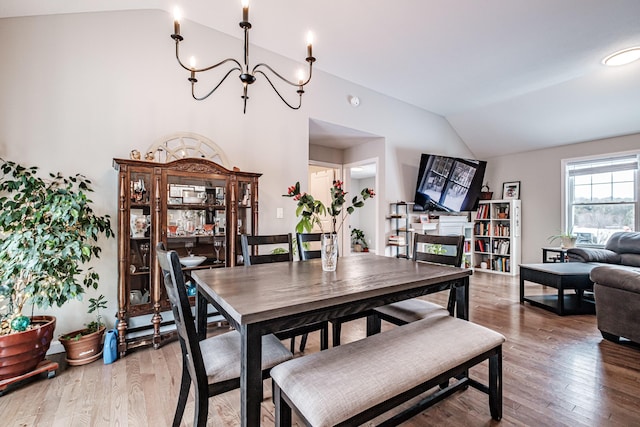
[103,329,118,364]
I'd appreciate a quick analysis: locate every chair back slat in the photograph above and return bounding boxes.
[413,233,465,267]
[156,243,208,390]
[241,234,293,266]
[296,232,322,260]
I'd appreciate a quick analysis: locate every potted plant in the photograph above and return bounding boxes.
[351,228,368,252]
[0,160,113,379]
[60,295,107,366]
[548,231,577,248]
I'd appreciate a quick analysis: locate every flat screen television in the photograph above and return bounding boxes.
[413,153,487,212]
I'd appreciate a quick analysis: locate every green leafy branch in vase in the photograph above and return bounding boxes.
[284,180,375,234]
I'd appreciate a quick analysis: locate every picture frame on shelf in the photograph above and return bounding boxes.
[419,214,430,223]
[502,181,520,200]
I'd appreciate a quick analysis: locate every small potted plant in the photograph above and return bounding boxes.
[548,231,577,248]
[60,295,107,366]
[351,228,368,252]
[0,160,113,379]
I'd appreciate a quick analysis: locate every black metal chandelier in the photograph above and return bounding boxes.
[171,1,316,113]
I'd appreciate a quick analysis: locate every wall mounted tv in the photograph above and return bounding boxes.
[413,153,487,212]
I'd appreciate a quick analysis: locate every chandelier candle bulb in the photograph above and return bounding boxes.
[307,31,313,58]
[173,7,181,36]
[242,0,249,22]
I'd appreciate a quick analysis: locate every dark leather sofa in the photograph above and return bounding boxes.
[567,232,640,344]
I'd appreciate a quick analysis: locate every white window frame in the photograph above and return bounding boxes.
[561,150,639,247]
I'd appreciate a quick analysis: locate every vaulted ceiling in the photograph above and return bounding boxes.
[3,0,640,158]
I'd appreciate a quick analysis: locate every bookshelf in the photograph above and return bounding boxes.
[473,199,521,276]
[388,202,413,258]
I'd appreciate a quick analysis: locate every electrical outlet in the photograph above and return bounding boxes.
[276,207,283,219]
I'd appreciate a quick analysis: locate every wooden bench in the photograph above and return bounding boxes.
[270,311,505,426]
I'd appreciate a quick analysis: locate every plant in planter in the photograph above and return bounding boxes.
[548,231,577,248]
[60,294,107,366]
[0,160,113,378]
[351,228,368,252]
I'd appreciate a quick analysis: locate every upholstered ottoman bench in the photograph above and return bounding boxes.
[270,311,505,426]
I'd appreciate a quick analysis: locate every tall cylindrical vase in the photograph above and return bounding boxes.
[321,233,338,272]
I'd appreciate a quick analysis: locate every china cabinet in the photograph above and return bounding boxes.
[113,158,260,356]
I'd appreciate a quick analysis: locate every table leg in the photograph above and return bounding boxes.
[240,325,262,427]
[557,284,564,315]
[454,278,470,320]
[519,275,525,304]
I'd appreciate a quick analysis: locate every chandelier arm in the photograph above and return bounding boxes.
[192,67,243,101]
[252,62,314,87]
[175,41,243,72]
[254,70,302,110]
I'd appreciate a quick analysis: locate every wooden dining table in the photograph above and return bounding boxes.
[192,255,471,427]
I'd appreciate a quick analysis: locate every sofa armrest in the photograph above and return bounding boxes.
[591,266,640,293]
[567,247,621,264]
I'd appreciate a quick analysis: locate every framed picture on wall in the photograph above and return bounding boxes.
[502,181,520,200]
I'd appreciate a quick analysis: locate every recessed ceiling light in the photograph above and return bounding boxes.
[602,47,640,66]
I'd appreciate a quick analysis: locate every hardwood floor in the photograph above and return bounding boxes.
[2,272,640,426]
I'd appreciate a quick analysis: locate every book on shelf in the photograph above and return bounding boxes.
[475,204,490,219]
[388,235,406,245]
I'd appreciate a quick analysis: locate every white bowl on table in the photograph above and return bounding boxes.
[179,255,207,267]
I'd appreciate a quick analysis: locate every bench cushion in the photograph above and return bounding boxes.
[270,311,505,427]
[374,299,448,323]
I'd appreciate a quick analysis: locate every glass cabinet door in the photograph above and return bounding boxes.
[128,171,152,312]
[165,174,229,278]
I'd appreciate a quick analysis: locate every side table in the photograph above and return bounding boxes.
[542,247,568,263]
[520,263,596,315]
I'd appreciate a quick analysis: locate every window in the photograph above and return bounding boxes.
[564,153,639,246]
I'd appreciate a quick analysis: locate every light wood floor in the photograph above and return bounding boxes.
[2,272,640,426]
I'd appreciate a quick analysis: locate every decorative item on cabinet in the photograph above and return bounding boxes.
[113,157,261,357]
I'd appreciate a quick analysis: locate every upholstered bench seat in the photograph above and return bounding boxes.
[270,311,505,426]
[373,299,448,323]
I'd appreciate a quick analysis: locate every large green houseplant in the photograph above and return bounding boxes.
[0,160,113,377]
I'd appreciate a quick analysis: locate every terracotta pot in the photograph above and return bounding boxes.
[60,326,106,366]
[0,315,56,381]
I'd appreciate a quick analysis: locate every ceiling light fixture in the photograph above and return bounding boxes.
[602,47,640,66]
[171,1,316,113]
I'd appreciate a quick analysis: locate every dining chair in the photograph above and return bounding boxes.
[155,243,293,427]
[373,233,465,326]
[241,233,294,265]
[296,232,367,347]
[241,234,330,352]
[296,231,322,261]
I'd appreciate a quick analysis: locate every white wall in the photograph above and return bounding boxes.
[0,10,472,336]
[484,132,640,264]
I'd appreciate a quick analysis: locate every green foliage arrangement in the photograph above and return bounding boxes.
[284,180,375,234]
[0,160,113,335]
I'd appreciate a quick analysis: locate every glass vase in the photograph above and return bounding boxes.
[321,233,338,272]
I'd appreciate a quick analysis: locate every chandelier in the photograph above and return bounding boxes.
[171,1,316,113]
